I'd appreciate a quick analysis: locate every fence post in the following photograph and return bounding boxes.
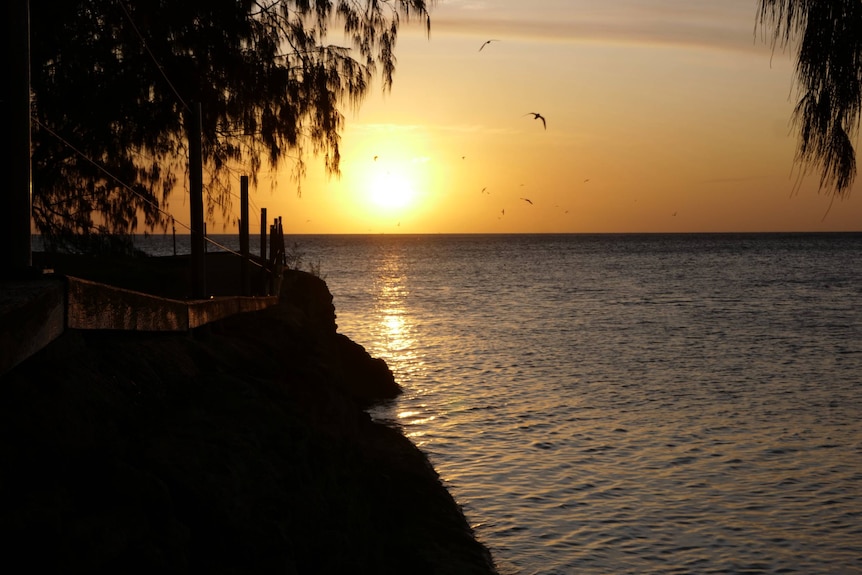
[277,216,285,265]
[259,207,268,295]
[188,102,206,298]
[260,207,267,260]
[269,219,277,262]
[240,175,249,296]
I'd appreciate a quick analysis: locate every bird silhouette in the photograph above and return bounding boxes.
[479,39,499,52]
[525,112,546,129]
[520,197,533,205]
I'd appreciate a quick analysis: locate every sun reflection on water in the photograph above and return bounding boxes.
[367,250,430,431]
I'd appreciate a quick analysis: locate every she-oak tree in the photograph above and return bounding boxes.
[29,0,430,247]
[758,0,862,200]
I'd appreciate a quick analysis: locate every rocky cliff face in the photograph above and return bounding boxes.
[279,269,404,407]
[0,269,499,574]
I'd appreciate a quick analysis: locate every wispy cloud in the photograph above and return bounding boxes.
[701,175,771,185]
[424,1,765,54]
[354,122,518,136]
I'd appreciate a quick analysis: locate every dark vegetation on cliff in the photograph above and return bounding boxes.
[0,255,499,574]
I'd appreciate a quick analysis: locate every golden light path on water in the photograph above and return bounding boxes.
[369,251,435,440]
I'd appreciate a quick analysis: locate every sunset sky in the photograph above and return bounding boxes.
[205,0,862,235]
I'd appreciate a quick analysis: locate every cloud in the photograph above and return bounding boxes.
[423,1,765,54]
[701,175,770,185]
[355,122,517,136]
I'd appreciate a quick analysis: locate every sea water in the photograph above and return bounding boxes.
[120,233,862,574]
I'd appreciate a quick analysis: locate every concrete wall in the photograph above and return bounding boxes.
[66,276,278,331]
[1,275,279,377]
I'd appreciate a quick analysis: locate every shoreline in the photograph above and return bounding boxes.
[0,256,499,574]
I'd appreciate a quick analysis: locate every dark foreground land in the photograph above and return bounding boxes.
[0,254,499,574]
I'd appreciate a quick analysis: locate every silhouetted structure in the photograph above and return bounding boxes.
[2,1,32,274]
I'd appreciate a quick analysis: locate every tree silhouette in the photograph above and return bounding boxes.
[757,0,861,199]
[30,0,430,248]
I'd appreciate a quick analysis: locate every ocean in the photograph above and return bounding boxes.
[119,233,862,574]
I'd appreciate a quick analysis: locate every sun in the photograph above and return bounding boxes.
[369,171,416,211]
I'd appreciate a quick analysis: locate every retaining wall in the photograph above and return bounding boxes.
[1,275,279,376]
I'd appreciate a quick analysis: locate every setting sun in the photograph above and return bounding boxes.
[369,170,416,210]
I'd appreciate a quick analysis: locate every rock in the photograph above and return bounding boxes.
[333,333,402,404]
[279,268,402,406]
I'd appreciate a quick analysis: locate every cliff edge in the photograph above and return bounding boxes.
[0,262,499,574]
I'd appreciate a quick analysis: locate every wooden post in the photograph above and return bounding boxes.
[277,216,285,265]
[239,175,249,296]
[260,207,267,260]
[259,207,267,295]
[269,218,277,262]
[1,0,32,274]
[188,102,206,298]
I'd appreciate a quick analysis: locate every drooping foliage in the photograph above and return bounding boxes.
[757,0,862,198]
[29,0,430,248]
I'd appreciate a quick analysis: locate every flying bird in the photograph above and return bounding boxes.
[520,197,533,205]
[479,39,499,52]
[525,112,546,129]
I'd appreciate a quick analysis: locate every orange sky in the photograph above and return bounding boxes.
[198,0,862,235]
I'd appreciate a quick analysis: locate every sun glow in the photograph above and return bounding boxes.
[369,170,417,210]
[331,128,439,230]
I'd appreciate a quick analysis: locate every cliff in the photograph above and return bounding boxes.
[0,260,499,574]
